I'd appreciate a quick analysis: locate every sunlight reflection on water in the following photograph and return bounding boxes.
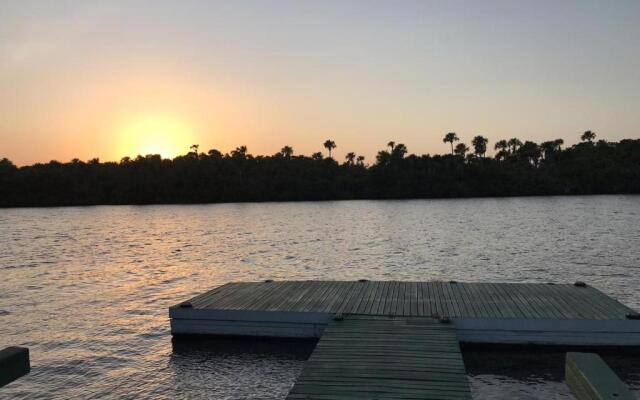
[1,195,639,399]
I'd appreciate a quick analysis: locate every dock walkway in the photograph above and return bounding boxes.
[287,315,472,400]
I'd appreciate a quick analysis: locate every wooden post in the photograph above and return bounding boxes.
[0,347,30,387]
[565,352,635,400]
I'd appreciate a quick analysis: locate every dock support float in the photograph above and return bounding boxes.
[565,352,635,400]
[0,347,30,388]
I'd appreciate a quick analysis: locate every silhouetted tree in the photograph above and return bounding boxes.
[280,146,294,158]
[472,136,489,157]
[454,143,469,157]
[190,144,199,159]
[554,138,564,150]
[231,146,248,158]
[540,139,563,161]
[376,150,391,166]
[443,132,459,154]
[345,152,356,165]
[581,130,596,143]
[494,140,509,161]
[0,158,16,171]
[311,152,323,161]
[356,155,365,165]
[517,141,542,166]
[208,149,223,158]
[507,138,522,154]
[387,141,395,152]
[323,140,336,158]
[391,143,408,160]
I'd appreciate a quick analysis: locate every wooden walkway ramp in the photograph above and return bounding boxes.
[287,315,471,400]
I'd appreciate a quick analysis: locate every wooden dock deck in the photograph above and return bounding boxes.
[170,280,640,346]
[287,315,472,400]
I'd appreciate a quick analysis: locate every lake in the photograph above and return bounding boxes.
[1,196,639,399]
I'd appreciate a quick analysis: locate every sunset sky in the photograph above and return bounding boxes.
[1,0,639,166]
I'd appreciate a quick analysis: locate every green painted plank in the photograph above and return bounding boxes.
[492,282,524,318]
[383,281,398,315]
[426,281,442,316]
[333,281,359,314]
[463,282,494,318]
[354,281,377,314]
[490,282,527,318]
[520,283,564,319]
[342,281,370,314]
[366,280,386,315]
[319,281,346,313]
[298,281,332,312]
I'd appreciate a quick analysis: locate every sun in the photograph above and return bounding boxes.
[116,115,196,159]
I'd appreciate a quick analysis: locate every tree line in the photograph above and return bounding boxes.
[1,131,639,207]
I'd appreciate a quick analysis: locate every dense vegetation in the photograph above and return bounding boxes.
[1,132,639,207]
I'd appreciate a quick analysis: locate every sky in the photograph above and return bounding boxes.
[1,0,639,165]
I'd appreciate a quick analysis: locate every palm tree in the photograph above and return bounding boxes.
[454,143,469,157]
[280,145,293,158]
[323,140,336,158]
[391,143,407,159]
[376,150,391,166]
[356,155,365,165]
[554,138,564,150]
[540,139,563,160]
[472,135,489,157]
[517,141,542,166]
[345,152,356,165]
[494,140,509,161]
[207,149,223,158]
[581,130,596,142]
[540,141,556,160]
[507,138,522,154]
[190,144,199,159]
[387,141,396,152]
[443,132,459,154]
[231,145,248,158]
[494,139,508,152]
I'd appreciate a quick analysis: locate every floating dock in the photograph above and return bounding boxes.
[170,280,640,346]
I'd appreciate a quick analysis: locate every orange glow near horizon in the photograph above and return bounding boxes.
[115,115,197,160]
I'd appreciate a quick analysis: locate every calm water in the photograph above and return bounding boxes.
[1,196,639,399]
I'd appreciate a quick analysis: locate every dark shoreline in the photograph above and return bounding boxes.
[2,138,639,208]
